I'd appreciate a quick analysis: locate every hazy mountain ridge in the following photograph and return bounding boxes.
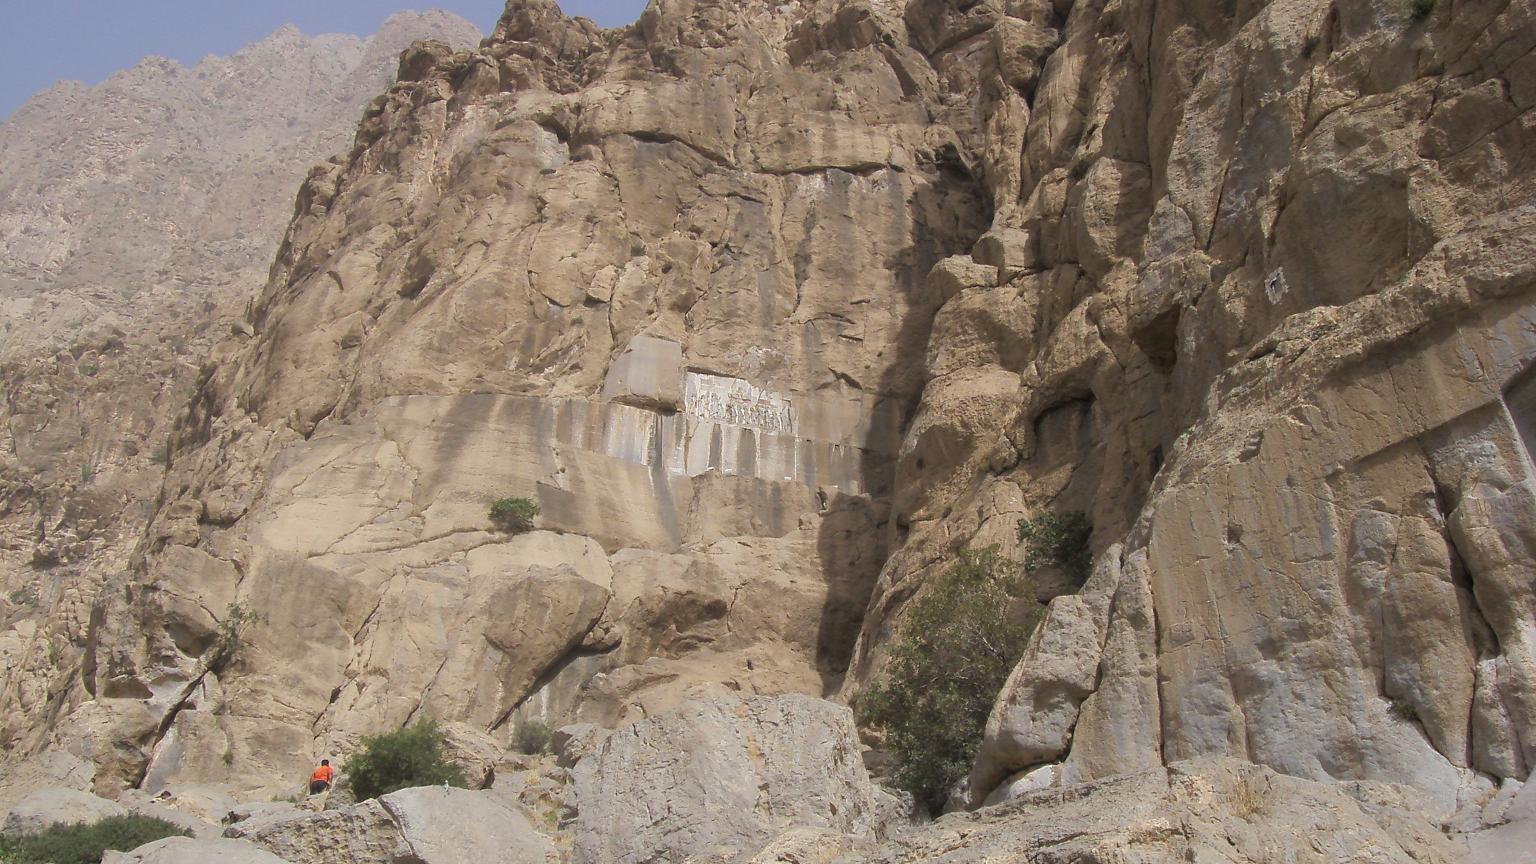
[0,9,480,766]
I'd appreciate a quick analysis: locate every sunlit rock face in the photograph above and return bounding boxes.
[0,11,482,784]
[52,0,988,794]
[9,0,1536,845]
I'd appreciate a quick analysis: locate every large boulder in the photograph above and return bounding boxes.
[565,689,896,864]
[3,788,127,835]
[227,786,554,864]
[382,786,555,864]
[103,837,294,864]
[853,758,1463,864]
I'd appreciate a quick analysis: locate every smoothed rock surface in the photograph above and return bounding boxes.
[565,689,894,864]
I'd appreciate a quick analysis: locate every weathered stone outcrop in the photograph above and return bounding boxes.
[226,786,555,864]
[563,689,896,864]
[4,0,1535,857]
[856,758,1465,864]
[58,0,986,796]
[3,788,126,835]
[103,837,294,864]
[831,0,1536,822]
[0,11,481,769]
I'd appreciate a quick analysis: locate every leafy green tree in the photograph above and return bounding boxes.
[347,718,466,802]
[0,815,188,864]
[859,548,1039,811]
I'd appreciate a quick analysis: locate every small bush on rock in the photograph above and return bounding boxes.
[206,602,259,672]
[7,587,38,608]
[1388,696,1419,723]
[1018,511,1093,584]
[489,497,540,533]
[0,815,189,864]
[858,548,1039,811]
[347,718,466,801]
[1408,0,1435,20]
[513,720,553,755]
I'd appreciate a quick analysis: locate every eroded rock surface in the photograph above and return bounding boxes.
[858,758,1464,864]
[227,786,555,864]
[2,0,1534,858]
[0,11,481,770]
[564,689,894,864]
[2,788,126,835]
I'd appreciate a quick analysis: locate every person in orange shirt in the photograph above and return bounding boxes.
[308,759,335,795]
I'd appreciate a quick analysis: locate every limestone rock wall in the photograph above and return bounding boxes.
[60,0,989,795]
[0,13,482,767]
[827,0,1536,818]
[16,0,1535,832]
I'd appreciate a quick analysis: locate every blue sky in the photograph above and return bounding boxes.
[0,2,649,120]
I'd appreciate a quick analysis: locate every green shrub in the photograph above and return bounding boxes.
[1408,0,1435,20]
[858,548,1039,811]
[512,720,552,755]
[1018,511,1093,584]
[0,815,189,864]
[7,587,38,608]
[489,497,540,533]
[347,718,466,802]
[1388,697,1419,722]
[206,602,258,672]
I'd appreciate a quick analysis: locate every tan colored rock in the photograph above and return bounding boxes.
[856,759,1462,864]
[748,827,857,864]
[104,837,295,864]
[3,788,126,834]
[0,12,482,776]
[383,786,556,864]
[602,335,685,411]
[967,549,1120,803]
[5,1,1534,859]
[565,689,894,864]
[226,799,411,864]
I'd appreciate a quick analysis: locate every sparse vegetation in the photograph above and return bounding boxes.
[1388,696,1419,722]
[513,720,553,755]
[1018,511,1094,584]
[0,815,188,864]
[858,548,1039,811]
[489,497,540,533]
[1408,0,1435,20]
[346,718,466,802]
[1230,772,1269,819]
[223,747,235,766]
[7,587,38,608]
[206,603,259,672]
[149,443,170,465]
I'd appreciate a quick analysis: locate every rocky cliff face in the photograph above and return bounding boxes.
[0,11,481,773]
[9,0,1536,856]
